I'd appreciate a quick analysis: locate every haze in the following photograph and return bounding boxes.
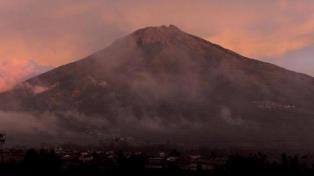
[0,0,314,91]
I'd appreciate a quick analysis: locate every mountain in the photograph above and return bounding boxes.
[1,25,314,147]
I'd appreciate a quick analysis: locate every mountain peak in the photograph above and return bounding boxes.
[134,24,182,34]
[131,25,189,45]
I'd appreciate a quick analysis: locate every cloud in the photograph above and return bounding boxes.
[0,0,313,75]
[0,110,205,146]
[0,111,96,146]
[0,59,52,92]
[220,107,244,126]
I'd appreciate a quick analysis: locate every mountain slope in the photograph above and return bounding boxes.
[1,25,314,146]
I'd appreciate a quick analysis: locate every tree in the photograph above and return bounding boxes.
[0,133,5,164]
[0,134,5,146]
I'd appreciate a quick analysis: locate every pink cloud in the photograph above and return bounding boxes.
[0,0,313,75]
[0,59,52,92]
[1,0,314,65]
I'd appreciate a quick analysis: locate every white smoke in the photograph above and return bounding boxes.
[220,106,244,126]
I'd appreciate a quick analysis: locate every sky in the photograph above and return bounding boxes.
[0,0,314,91]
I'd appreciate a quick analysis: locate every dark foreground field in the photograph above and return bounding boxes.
[1,145,314,176]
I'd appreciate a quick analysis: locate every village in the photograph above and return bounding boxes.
[0,144,226,174]
[2,134,314,175]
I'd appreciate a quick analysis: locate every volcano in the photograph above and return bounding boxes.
[1,25,314,147]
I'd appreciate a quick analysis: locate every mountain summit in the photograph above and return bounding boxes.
[1,25,314,147]
[133,25,184,42]
[131,25,200,46]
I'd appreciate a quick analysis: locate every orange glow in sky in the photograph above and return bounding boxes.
[0,0,314,91]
